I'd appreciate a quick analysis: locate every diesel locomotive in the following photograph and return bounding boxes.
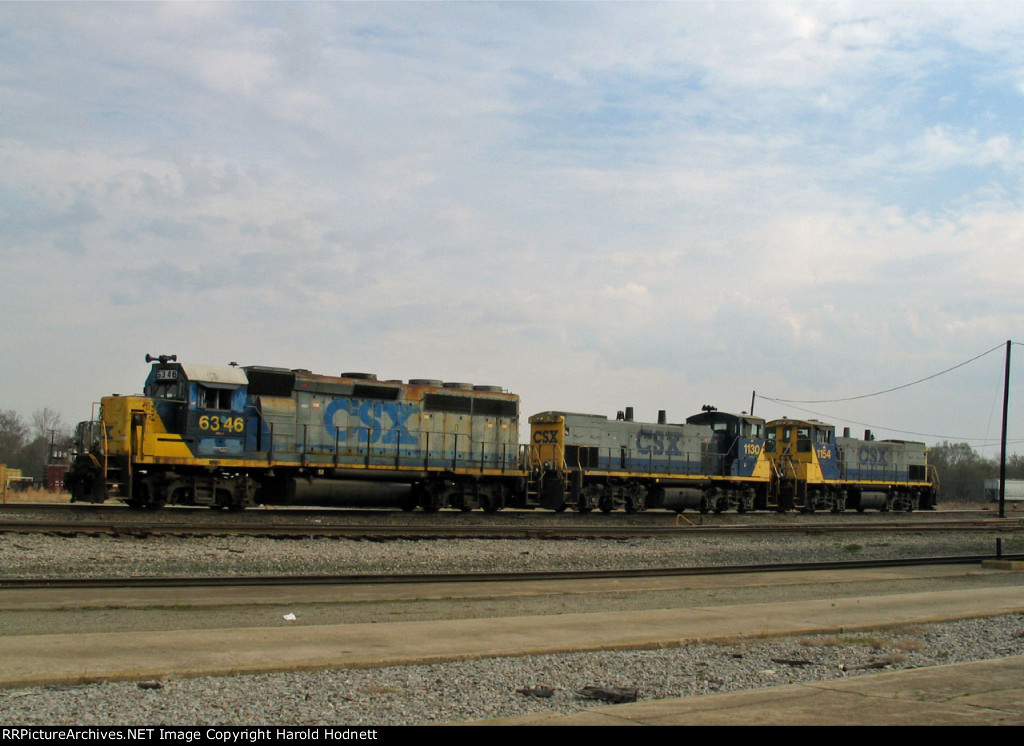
[65,355,938,512]
[529,407,770,513]
[66,355,522,511]
[763,418,936,512]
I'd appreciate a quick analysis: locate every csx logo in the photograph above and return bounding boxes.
[858,445,889,464]
[533,429,560,444]
[324,399,414,444]
[636,430,683,456]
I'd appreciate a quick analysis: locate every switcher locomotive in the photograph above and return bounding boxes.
[529,407,770,513]
[763,418,935,512]
[66,355,937,513]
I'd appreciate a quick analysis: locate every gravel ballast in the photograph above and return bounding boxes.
[1,529,1020,578]
[1,527,1023,725]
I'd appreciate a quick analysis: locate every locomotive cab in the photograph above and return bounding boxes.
[685,408,767,478]
[763,418,838,510]
[144,361,249,458]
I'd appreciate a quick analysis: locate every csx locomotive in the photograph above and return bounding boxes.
[764,418,935,512]
[529,407,771,513]
[66,355,937,512]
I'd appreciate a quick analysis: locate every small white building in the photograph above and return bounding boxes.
[984,479,1024,502]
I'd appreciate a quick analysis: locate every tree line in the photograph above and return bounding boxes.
[927,441,1024,502]
[0,408,73,483]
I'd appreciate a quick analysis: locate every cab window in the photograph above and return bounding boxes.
[200,386,234,410]
[151,380,184,400]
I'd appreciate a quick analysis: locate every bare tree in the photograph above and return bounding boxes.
[31,407,66,441]
[0,410,28,465]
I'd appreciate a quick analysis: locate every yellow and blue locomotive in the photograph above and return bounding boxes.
[67,355,522,511]
[762,417,937,512]
[527,406,771,513]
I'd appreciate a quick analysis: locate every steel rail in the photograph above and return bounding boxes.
[1,517,1022,539]
[2,554,1020,590]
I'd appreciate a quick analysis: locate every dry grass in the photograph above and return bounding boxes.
[0,488,70,505]
[892,638,926,652]
[799,634,887,650]
[799,629,926,654]
[892,624,929,635]
[939,500,1022,512]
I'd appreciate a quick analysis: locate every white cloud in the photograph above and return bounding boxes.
[1,2,1022,448]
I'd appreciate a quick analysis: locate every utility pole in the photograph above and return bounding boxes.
[999,340,1011,518]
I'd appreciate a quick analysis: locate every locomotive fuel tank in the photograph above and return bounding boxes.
[261,477,414,508]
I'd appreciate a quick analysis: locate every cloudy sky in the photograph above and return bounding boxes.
[1,1,1022,454]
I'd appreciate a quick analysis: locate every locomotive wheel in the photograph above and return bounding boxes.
[415,483,440,512]
[481,495,503,513]
[576,504,591,514]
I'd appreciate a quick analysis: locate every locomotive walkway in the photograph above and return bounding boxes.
[1,562,1023,725]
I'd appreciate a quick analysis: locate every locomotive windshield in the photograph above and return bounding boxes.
[740,421,763,438]
[150,379,185,401]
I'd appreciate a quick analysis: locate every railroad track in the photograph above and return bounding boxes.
[0,516,1022,539]
[4,553,1022,590]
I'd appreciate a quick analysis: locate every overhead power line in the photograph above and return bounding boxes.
[758,343,1005,405]
[757,398,1023,446]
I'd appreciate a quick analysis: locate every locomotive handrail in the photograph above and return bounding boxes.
[102,418,109,485]
[561,445,726,477]
[264,423,517,473]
